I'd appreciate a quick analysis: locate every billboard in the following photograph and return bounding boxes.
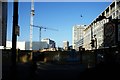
[104,20,116,47]
[104,19,120,47]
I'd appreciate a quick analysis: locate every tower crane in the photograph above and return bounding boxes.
[29,0,34,50]
[29,0,58,50]
[33,25,58,42]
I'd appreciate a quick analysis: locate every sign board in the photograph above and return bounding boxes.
[104,21,116,47]
[15,25,20,36]
[104,19,120,47]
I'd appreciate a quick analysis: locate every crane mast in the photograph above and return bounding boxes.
[30,0,34,50]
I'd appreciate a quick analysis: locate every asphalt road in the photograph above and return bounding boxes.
[3,62,120,80]
[34,62,87,80]
[35,62,120,80]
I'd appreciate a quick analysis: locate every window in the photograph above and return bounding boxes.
[116,16,118,19]
[112,12,115,18]
[116,10,119,15]
[119,15,120,19]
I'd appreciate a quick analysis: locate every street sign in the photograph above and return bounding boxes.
[15,25,20,36]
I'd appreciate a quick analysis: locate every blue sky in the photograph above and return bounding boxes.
[7,2,111,47]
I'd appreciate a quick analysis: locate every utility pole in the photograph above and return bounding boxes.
[11,0,18,69]
[30,0,34,50]
[11,0,19,79]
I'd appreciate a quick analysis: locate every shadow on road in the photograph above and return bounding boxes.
[2,62,120,80]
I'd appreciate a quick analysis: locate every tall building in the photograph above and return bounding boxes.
[72,25,85,51]
[63,41,69,51]
[41,38,56,49]
[0,1,7,47]
[83,26,92,50]
[83,0,120,50]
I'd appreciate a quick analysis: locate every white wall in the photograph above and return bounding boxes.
[17,41,25,50]
[6,41,25,50]
[83,26,91,50]
[6,41,49,50]
[6,41,12,49]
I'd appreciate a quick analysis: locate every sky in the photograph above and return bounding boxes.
[7,2,111,47]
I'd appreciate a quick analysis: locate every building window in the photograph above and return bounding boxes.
[116,10,119,15]
[119,15,120,19]
[112,12,115,18]
[116,16,118,19]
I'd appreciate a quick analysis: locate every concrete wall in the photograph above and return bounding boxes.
[25,41,48,50]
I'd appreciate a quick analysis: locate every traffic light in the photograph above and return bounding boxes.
[90,40,94,47]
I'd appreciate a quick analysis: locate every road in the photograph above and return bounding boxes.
[35,62,120,80]
[3,62,120,80]
[34,62,87,80]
